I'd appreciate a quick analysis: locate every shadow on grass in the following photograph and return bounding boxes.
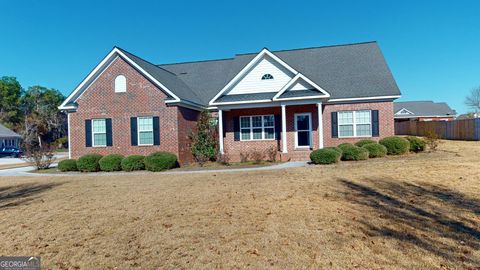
[338,178,480,265]
[0,182,62,209]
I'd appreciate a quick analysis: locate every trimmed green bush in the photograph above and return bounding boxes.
[310,148,342,164]
[58,159,78,172]
[340,144,369,161]
[362,143,387,158]
[99,154,124,172]
[76,154,103,172]
[405,136,426,152]
[144,152,178,172]
[324,146,343,155]
[338,143,355,152]
[121,155,145,172]
[379,136,410,155]
[355,139,377,147]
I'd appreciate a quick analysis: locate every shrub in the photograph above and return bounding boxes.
[424,130,440,152]
[265,146,277,162]
[355,139,376,147]
[324,146,343,155]
[99,154,124,172]
[338,143,355,152]
[340,144,369,161]
[121,155,145,172]
[405,136,426,152]
[189,110,217,166]
[76,154,103,172]
[379,136,410,155]
[23,145,56,170]
[216,152,230,166]
[58,159,78,171]
[362,143,387,158]
[310,148,341,164]
[239,151,250,163]
[250,148,265,164]
[144,152,178,172]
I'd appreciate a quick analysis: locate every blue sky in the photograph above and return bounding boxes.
[1,0,479,113]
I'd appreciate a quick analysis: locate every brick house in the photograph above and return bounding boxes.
[59,41,401,164]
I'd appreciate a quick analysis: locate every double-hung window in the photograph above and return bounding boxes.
[338,110,372,137]
[240,115,275,141]
[92,119,107,147]
[138,117,154,145]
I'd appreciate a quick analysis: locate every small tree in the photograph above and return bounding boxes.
[190,110,218,166]
[23,144,56,170]
[465,86,480,113]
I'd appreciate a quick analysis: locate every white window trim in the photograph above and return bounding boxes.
[294,113,312,149]
[239,115,275,141]
[92,118,107,147]
[337,110,372,138]
[137,116,154,146]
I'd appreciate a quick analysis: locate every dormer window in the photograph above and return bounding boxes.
[261,74,274,80]
[115,75,127,92]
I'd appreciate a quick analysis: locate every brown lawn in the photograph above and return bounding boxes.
[0,140,479,269]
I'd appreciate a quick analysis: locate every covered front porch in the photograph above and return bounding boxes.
[216,101,325,162]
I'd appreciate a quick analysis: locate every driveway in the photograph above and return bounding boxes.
[0,153,68,166]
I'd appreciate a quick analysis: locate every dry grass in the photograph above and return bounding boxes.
[0,140,479,269]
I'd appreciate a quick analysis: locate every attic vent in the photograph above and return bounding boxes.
[179,72,188,75]
[261,74,274,80]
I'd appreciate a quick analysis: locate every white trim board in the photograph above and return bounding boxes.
[273,73,330,100]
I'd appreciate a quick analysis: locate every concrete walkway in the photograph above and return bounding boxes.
[0,161,308,177]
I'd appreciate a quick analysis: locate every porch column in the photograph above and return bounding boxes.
[218,109,224,154]
[317,102,324,149]
[281,104,288,153]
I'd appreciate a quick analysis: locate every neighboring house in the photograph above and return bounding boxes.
[59,41,401,164]
[457,112,479,120]
[0,123,21,147]
[394,101,456,122]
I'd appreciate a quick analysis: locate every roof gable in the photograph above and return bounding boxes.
[273,73,330,101]
[209,48,301,105]
[0,123,21,138]
[59,47,205,110]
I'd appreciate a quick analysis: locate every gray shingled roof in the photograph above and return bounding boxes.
[158,41,401,104]
[394,101,456,117]
[65,42,401,108]
[0,123,21,138]
[117,48,205,106]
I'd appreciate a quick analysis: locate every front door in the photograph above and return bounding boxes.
[295,113,312,148]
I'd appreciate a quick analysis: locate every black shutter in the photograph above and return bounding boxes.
[153,116,160,145]
[372,110,379,137]
[331,112,338,138]
[274,114,281,140]
[106,118,113,146]
[233,116,240,141]
[85,119,92,147]
[130,117,138,146]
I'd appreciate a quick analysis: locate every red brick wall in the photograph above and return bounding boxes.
[69,56,198,164]
[223,101,395,162]
[322,101,394,146]
[177,107,200,164]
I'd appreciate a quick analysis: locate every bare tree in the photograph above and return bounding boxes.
[465,87,480,113]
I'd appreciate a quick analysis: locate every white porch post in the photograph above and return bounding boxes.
[317,102,324,149]
[218,109,224,154]
[67,112,72,159]
[281,104,288,153]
